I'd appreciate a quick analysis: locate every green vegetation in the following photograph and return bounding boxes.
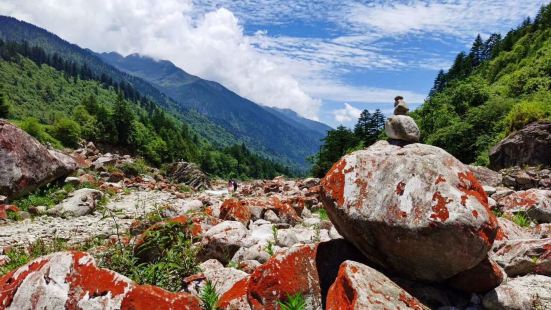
[13,183,75,212]
[277,293,306,310]
[511,212,532,228]
[0,39,295,179]
[265,241,275,256]
[315,208,329,221]
[310,109,385,177]
[200,280,219,310]
[98,221,200,292]
[0,238,68,276]
[413,5,551,165]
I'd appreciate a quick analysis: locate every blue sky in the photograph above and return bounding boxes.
[1,0,550,127]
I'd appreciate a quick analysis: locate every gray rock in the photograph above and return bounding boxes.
[468,165,502,187]
[199,221,251,264]
[166,161,211,190]
[263,209,280,223]
[46,188,103,217]
[64,176,81,186]
[483,274,551,309]
[489,121,551,170]
[195,259,248,296]
[384,115,420,142]
[491,238,551,277]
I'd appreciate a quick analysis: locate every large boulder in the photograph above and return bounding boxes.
[326,260,428,309]
[384,115,420,143]
[166,161,211,190]
[489,121,551,170]
[468,165,503,187]
[321,140,498,282]
[0,120,77,199]
[0,251,201,309]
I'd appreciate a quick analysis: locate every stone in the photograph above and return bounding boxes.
[491,238,551,277]
[468,165,502,187]
[321,140,498,281]
[0,252,201,309]
[447,256,504,293]
[496,189,551,223]
[220,198,252,225]
[263,209,280,223]
[166,161,211,190]
[483,274,551,310]
[92,153,116,170]
[184,259,248,297]
[384,115,420,143]
[0,120,77,199]
[533,223,551,238]
[326,260,428,309]
[495,217,532,241]
[46,188,103,217]
[64,176,81,186]
[199,221,251,264]
[393,96,410,115]
[489,121,551,170]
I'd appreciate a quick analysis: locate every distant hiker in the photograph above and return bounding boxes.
[227,180,234,192]
[232,180,238,192]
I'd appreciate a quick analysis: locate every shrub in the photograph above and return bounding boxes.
[505,101,547,134]
[0,238,68,276]
[52,117,81,148]
[18,117,61,148]
[120,158,149,177]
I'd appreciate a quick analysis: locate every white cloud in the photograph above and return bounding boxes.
[0,0,321,119]
[345,1,549,38]
[333,103,362,123]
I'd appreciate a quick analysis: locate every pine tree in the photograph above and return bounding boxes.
[429,70,446,96]
[483,33,501,60]
[113,92,134,145]
[354,109,372,138]
[0,92,10,118]
[469,34,484,66]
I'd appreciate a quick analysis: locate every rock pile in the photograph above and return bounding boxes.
[384,96,420,144]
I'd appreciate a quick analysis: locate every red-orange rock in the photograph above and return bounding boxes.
[220,198,252,224]
[0,251,201,309]
[326,260,428,310]
[496,189,551,223]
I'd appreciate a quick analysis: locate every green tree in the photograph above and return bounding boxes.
[0,92,10,118]
[52,117,81,147]
[113,92,134,145]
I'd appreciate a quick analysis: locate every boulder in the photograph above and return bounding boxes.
[0,251,201,309]
[46,188,103,217]
[166,161,211,190]
[446,256,504,293]
[495,217,532,241]
[321,141,498,281]
[326,260,428,309]
[0,120,77,199]
[483,274,551,310]
[219,239,369,310]
[220,198,252,224]
[0,204,18,220]
[489,121,551,170]
[496,189,551,223]
[491,238,551,277]
[199,221,251,264]
[184,259,248,297]
[468,165,503,187]
[384,115,420,143]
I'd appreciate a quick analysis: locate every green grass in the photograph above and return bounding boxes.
[200,280,219,310]
[277,293,306,310]
[0,238,68,276]
[511,212,532,227]
[97,221,200,292]
[315,208,329,221]
[265,241,275,256]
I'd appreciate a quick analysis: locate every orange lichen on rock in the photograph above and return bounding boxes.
[321,159,347,207]
[220,198,252,224]
[430,192,450,222]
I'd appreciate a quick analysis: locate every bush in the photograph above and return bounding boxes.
[120,158,149,177]
[18,117,62,148]
[52,117,81,147]
[277,293,306,310]
[505,101,547,134]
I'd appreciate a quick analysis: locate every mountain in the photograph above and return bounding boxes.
[412,5,551,165]
[98,52,328,168]
[0,16,328,170]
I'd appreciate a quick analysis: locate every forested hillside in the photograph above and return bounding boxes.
[412,5,551,165]
[0,40,294,179]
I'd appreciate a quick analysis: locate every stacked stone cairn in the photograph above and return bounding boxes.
[384,96,421,145]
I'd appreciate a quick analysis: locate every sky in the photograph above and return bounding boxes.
[0,0,549,127]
